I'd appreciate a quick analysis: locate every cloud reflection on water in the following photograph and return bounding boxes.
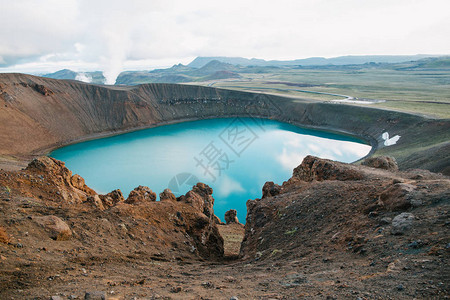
[276,135,371,171]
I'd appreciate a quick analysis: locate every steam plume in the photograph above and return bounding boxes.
[75,72,92,83]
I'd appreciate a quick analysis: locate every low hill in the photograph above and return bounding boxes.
[42,69,106,84]
[202,70,241,81]
[190,60,238,76]
[42,69,77,80]
[115,71,192,85]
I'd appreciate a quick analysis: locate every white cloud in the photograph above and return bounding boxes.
[215,175,245,198]
[0,0,449,81]
[277,148,307,171]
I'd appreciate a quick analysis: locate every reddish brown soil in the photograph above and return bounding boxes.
[218,223,245,258]
[0,156,448,299]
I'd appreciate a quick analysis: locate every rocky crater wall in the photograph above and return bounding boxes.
[0,73,448,174]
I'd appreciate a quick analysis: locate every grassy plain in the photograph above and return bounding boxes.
[197,66,450,118]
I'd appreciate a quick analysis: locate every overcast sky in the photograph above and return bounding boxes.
[1,0,449,83]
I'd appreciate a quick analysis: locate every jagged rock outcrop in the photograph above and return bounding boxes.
[159,188,176,201]
[240,156,450,263]
[262,181,281,198]
[26,157,95,202]
[2,157,224,260]
[178,183,224,259]
[99,189,124,208]
[125,185,156,204]
[291,155,365,182]
[179,183,215,218]
[26,157,72,181]
[224,209,240,224]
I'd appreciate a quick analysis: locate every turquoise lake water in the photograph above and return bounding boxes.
[50,118,371,223]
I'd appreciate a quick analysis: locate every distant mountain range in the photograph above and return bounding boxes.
[188,55,440,68]
[114,60,242,85]
[42,55,449,85]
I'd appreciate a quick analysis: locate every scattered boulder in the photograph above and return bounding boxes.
[170,286,182,293]
[379,183,416,211]
[292,156,365,182]
[33,215,72,241]
[159,188,176,201]
[362,156,398,171]
[224,276,236,283]
[391,213,415,235]
[84,291,106,300]
[224,209,239,224]
[262,181,281,198]
[99,189,124,208]
[201,281,215,289]
[125,186,156,204]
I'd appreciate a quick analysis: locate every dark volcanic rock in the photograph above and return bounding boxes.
[224,209,240,224]
[262,181,281,198]
[391,213,415,235]
[1,151,449,298]
[32,83,53,96]
[362,156,398,171]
